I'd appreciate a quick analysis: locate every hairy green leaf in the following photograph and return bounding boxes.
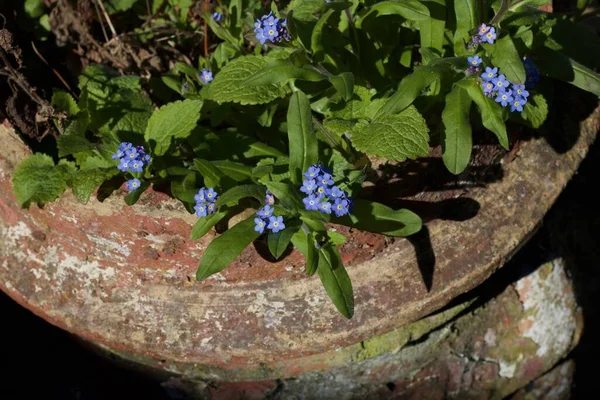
[215,184,266,207]
[208,56,289,105]
[243,59,325,87]
[288,90,318,184]
[317,245,354,318]
[71,168,118,204]
[419,0,446,52]
[336,199,422,236]
[352,106,430,162]
[196,216,260,280]
[145,99,202,155]
[359,0,430,24]
[268,224,301,259]
[453,0,479,55]
[521,93,548,129]
[441,86,473,174]
[329,72,355,101]
[458,79,508,149]
[484,35,526,85]
[191,210,229,240]
[12,154,70,208]
[52,90,79,116]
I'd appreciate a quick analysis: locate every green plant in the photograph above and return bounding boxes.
[12,0,600,318]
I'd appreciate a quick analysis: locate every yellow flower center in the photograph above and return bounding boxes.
[273,222,279,227]
[487,33,493,38]
[268,29,275,35]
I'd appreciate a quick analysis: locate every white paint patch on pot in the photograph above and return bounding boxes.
[86,234,132,258]
[515,259,576,358]
[498,360,518,378]
[246,292,288,329]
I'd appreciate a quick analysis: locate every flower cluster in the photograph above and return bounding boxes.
[194,187,218,217]
[212,12,223,23]
[480,67,530,112]
[255,192,285,234]
[523,58,540,88]
[112,142,151,191]
[300,165,352,217]
[199,69,213,84]
[253,12,291,45]
[470,23,497,48]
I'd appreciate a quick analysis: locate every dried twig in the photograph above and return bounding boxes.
[96,0,118,40]
[93,0,110,43]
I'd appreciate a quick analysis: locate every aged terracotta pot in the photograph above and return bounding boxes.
[0,100,598,398]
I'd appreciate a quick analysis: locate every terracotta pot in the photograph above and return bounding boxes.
[1,100,598,398]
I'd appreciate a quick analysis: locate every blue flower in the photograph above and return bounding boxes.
[303,195,320,211]
[194,188,206,203]
[126,178,141,191]
[468,56,482,67]
[481,27,497,44]
[257,205,273,218]
[125,148,139,161]
[206,203,216,215]
[112,148,125,160]
[119,142,133,151]
[303,165,321,179]
[254,217,266,234]
[255,28,268,45]
[492,74,510,91]
[482,67,498,81]
[523,58,540,88]
[267,216,285,233]
[300,179,317,194]
[333,198,350,217]
[265,192,275,205]
[317,173,334,188]
[319,201,332,214]
[482,80,495,95]
[130,160,144,173]
[194,202,208,217]
[327,186,345,198]
[315,185,328,198]
[264,15,278,28]
[512,84,529,99]
[200,69,213,84]
[264,27,279,41]
[118,159,130,172]
[204,187,218,202]
[510,97,527,112]
[212,12,223,23]
[495,89,514,107]
[477,24,490,36]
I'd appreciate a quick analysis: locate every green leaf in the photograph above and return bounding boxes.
[196,216,261,280]
[144,99,202,155]
[484,35,526,85]
[352,106,430,162]
[52,90,79,116]
[453,0,479,55]
[317,245,354,318]
[336,199,422,237]
[329,72,355,101]
[104,0,139,13]
[124,181,151,206]
[534,47,600,97]
[190,210,229,240]
[509,0,550,12]
[171,172,198,203]
[24,0,45,18]
[457,79,508,149]
[441,86,473,174]
[311,9,335,59]
[208,56,289,105]
[194,159,225,188]
[521,93,548,129]
[215,185,266,207]
[329,86,386,121]
[71,168,118,204]
[419,0,446,53]
[268,224,301,259]
[547,18,600,70]
[12,154,69,208]
[327,230,347,245]
[212,160,253,181]
[288,90,318,185]
[359,0,430,24]
[374,65,443,118]
[242,59,325,87]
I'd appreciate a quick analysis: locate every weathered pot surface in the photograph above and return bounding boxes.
[0,103,598,381]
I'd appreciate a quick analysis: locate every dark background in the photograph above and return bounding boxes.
[1,0,600,399]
